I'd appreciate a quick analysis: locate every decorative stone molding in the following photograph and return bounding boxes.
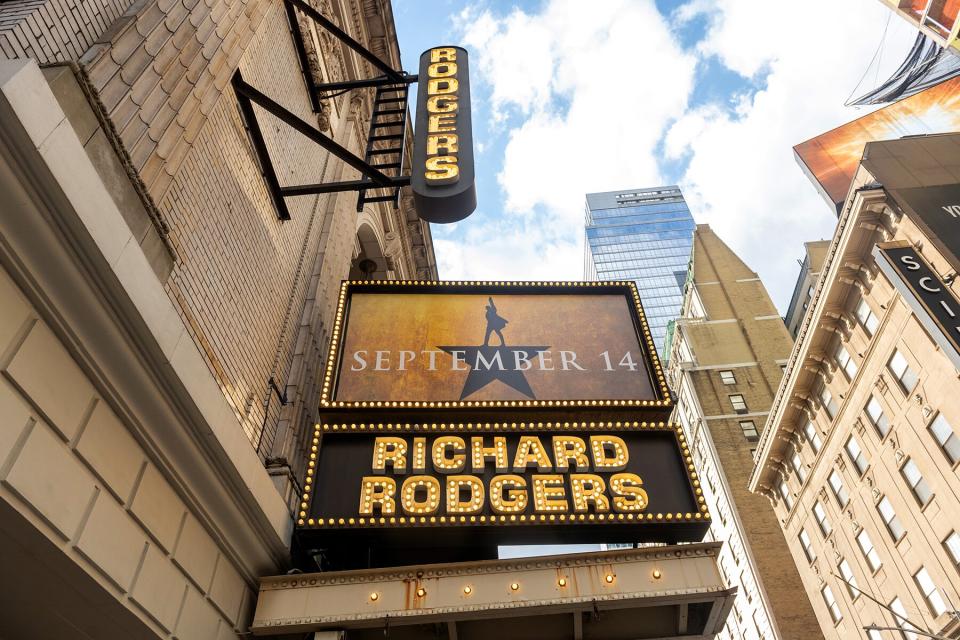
[854,417,867,437]
[875,374,889,394]
[834,454,846,472]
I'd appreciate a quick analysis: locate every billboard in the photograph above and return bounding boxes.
[320,281,671,409]
[298,421,709,546]
[874,242,960,372]
[794,76,960,212]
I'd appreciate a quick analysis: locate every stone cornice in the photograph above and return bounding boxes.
[750,186,888,493]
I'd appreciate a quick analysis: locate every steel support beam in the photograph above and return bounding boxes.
[313,74,417,93]
[284,0,404,83]
[233,72,290,220]
[233,75,394,187]
[279,177,409,197]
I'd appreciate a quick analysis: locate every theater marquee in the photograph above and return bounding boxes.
[411,46,477,224]
[320,281,671,409]
[298,421,709,545]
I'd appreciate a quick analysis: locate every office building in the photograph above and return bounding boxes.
[785,240,832,338]
[751,134,960,639]
[0,0,436,635]
[667,225,822,640]
[585,186,696,358]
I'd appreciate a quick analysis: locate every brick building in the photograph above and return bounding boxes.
[751,134,960,638]
[0,0,436,636]
[667,225,822,639]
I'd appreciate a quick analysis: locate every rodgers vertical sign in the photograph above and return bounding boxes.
[411,46,477,224]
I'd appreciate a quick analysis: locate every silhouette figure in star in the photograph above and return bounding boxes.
[483,297,508,346]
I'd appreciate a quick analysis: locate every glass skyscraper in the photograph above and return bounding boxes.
[584,186,695,358]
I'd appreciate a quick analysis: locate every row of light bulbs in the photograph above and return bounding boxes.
[367,569,665,602]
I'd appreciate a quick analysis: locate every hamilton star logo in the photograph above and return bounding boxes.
[438,297,548,400]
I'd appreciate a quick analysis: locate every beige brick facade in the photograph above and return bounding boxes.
[752,136,960,639]
[0,266,250,637]
[0,0,436,634]
[669,225,822,640]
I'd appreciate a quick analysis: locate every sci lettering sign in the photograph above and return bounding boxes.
[874,242,960,371]
[411,46,477,224]
[320,281,671,409]
[298,422,709,546]
[887,183,960,274]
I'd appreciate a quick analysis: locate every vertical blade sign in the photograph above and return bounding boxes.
[411,46,477,224]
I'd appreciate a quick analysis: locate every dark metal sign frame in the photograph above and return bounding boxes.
[296,420,710,546]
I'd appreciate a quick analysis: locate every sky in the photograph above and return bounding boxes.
[392,0,918,312]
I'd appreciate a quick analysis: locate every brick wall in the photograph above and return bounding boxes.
[0,264,251,639]
[0,0,135,61]
[0,0,436,493]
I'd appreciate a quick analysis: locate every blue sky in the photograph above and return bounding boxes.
[393,0,917,311]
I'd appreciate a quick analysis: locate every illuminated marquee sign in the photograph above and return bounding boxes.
[320,281,671,410]
[298,422,709,545]
[411,46,477,224]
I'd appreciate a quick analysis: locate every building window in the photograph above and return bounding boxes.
[877,496,906,542]
[777,478,793,510]
[856,298,879,336]
[845,436,869,476]
[865,395,890,439]
[890,597,920,640]
[720,370,736,385]
[790,450,807,483]
[799,528,816,562]
[821,585,842,624]
[828,470,849,507]
[928,413,960,465]
[729,394,747,414]
[803,421,823,454]
[820,386,838,420]
[835,344,858,380]
[888,349,919,394]
[739,420,759,441]
[813,501,832,537]
[913,567,947,617]
[857,530,882,572]
[900,459,933,506]
[944,531,960,569]
[838,558,859,600]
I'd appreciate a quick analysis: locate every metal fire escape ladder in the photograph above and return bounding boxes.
[233,0,417,221]
[357,82,409,211]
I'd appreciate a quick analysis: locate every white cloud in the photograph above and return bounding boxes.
[434,216,583,281]
[462,0,697,227]
[667,0,916,307]
[451,0,916,310]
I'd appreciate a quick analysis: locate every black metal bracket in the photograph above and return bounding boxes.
[234,0,417,220]
[233,70,412,220]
